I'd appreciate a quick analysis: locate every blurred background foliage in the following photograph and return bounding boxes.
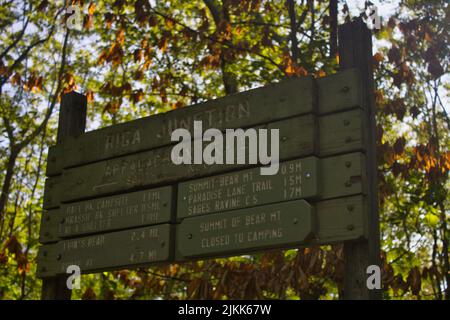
[0,0,448,299]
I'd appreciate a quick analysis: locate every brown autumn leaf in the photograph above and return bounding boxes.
[165,17,175,30]
[296,266,309,292]
[113,0,126,10]
[135,0,150,25]
[172,101,184,109]
[159,87,167,103]
[10,73,21,85]
[392,161,407,178]
[428,59,444,79]
[392,98,406,120]
[104,13,114,29]
[121,82,132,93]
[116,29,126,46]
[390,274,407,295]
[316,70,326,78]
[37,0,49,12]
[410,105,420,118]
[148,15,158,27]
[133,49,144,62]
[393,137,406,155]
[373,52,384,68]
[134,69,144,81]
[5,235,22,256]
[17,253,29,274]
[86,90,94,103]
[142,58,152,71]
[387,17,396,29]
[81,287,97,300]
[158,36,169,52]
[103,289,115,300]
[407,267,422,296]
[0,251,7,264]
[388,46,401,64]
[88,3,96,15]
[0,65,8,76]
[132,89,144,103]
[84,14,93,30]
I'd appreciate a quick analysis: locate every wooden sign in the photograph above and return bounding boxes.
[37,67,372,288]
[38,224,173,278]
[176,199,314,259]
[40,186,173,243]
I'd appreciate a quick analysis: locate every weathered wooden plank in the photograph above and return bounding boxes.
[43,176,62,209]
[177,152,366,219]
[314,195,367,244]
[176,200,315,259]
[43,108,364,207]
[177,157,319,219]
[45,145,63,177]
[47,76,317,176]
[176,195,367,261]
[318,108,365,156]
[317,68,362,114]
[320,152,366,199]
[37,224,173,278]
[40,209,59,243]
[39,186,174,243]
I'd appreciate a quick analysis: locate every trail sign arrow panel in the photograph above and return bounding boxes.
[44,186,173,241]
[176,200,314,259]
[177,157,319,219]
[38,224,173,277]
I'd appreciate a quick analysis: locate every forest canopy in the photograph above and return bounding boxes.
[0,0,448,300]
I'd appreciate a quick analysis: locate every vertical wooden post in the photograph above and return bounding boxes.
[41,91,87,300]
[338,19,382,299]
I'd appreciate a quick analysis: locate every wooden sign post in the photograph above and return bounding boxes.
[339,19,381,300]
[38,19,380,300]
[41,92,87,299]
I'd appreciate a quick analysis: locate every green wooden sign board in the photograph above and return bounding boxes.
[177,157,319,219]
[38,224,173,278]
[176,151,367,220]
[40,186,173,243]
[176,199,314,259]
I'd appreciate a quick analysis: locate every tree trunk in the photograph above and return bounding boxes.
[0,147,19,239]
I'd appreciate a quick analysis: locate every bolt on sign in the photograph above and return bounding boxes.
[38,68,370,278]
